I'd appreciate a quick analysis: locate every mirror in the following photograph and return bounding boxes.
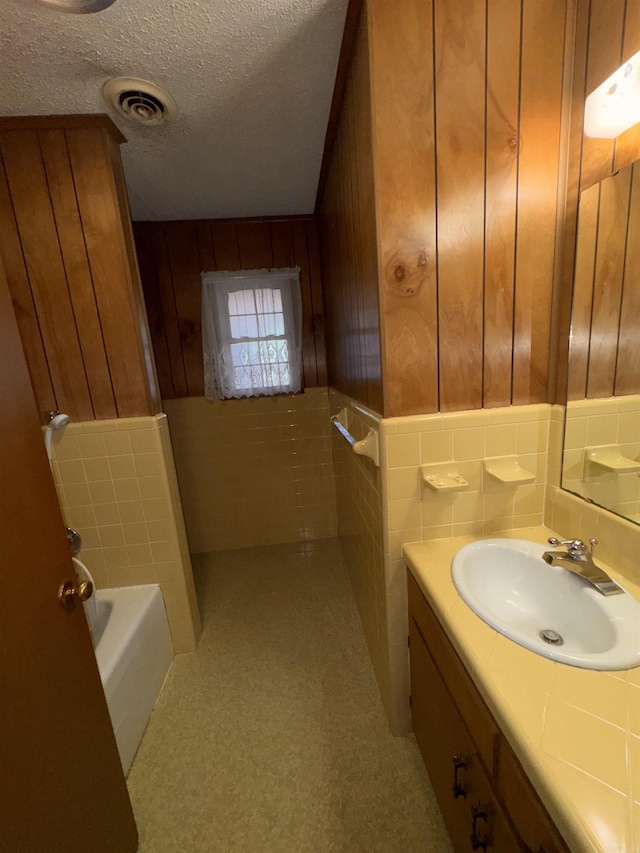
[562,159,640,523]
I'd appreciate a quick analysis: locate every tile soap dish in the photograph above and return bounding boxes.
[421,464,469,494]
[484,456,535,486]
[585,446,640,474]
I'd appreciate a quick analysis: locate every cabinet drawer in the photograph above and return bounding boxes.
[496,742,570,853]
[408,572,498,772]
[410,617,521,853]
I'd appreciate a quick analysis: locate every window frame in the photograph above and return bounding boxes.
[201,267,302,401]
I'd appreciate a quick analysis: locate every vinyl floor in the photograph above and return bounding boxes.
[127,538,453,853]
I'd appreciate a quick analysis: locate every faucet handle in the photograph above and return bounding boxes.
[588,538,598,555]
[547,537,589,555]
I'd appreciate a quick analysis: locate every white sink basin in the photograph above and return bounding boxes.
[451,539,640,670]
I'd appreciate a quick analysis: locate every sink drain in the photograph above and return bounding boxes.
[539,629,564,646]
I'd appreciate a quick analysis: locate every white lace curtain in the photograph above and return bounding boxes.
[201,267,302,401]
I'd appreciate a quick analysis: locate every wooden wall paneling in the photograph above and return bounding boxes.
[580,0,625,191]
[370,0,437,416]
[586,167,631,397]
[39,129,117,421]
[512,0,565,406]
[105,135,160,413]
[164,222,204,397]
[613,2,640,171]
[482,0,521,408]
[615,163,640,395]
[270,220,295,268]
[65,128,157,417]
[195,221,216,272]
[133,223,175,400]
[0,160,55,414]
[150,225,188,398]
[567,182,600,400]
[351,18,382,408]
[320,137,347,399]
[305,222,328,387]
[434,0,485,412]
[324,111,351,400]
[350,65,371,408]
[315,0,366,211]
[292,219,319,388]
[0,130,94,421]
[554,0,590,407]
[211,222,241,271]
[134,216,326,400]
[343,80,363,405]
[236,221,273,269]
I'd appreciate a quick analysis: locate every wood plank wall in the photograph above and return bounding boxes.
[133,217,327,400]
[318,8,383,415]
[0,116,160,421]
[568,161,640,399]
[557,0,640,403]
[319,0,570,418]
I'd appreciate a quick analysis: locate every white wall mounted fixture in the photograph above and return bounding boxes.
[584,49,640,138]
[421,463,470,495]
[484,456,536,487]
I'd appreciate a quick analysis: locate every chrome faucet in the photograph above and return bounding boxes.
[542,538,624,596]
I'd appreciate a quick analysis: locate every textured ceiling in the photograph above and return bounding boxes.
[0,0,348,220]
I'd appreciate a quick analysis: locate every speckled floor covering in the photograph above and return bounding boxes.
[127,538,453,852]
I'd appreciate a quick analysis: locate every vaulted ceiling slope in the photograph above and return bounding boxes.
[0,0,348,220]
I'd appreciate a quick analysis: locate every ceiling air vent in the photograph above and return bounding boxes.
[102,77,179,127]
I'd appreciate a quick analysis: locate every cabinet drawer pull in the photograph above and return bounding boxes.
[452,755,467,798]
[471,805,489,851]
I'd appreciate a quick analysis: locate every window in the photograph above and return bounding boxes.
[201,267,302,400]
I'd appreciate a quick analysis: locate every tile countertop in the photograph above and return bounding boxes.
[403,526,640,853]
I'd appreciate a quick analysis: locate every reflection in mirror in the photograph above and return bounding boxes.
[562,160,640,524]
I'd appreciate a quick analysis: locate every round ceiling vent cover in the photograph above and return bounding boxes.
[102,77,179,126]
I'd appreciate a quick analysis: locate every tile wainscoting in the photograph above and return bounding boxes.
[331,393,640,735]
[164,388,337,553]
[49,414,201,654]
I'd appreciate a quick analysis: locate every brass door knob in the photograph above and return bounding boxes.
[58,579,94,608]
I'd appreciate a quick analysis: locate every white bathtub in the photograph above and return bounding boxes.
[86,585,173,776]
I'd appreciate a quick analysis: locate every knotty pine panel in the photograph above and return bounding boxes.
[568,163,640,401]
[319,8,383,415]
[614,2,640,170]
[0,154,55,415]
[133,217,327,400]
[0,130,94,421]
[512,0,566,406]
[434,0,486,412]
[319,0,569,416]
[483,0,520,409]
[39,129,118,420]
[615,164,640,396]
[66,127,160,418]
[370,0,438,416]
[0,116,159,422]
[579,0,625,192]
[558,1,640,405]
[567,181,599,401]
[586,166,630,398]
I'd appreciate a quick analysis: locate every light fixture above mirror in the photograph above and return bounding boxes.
[584,49,640,139]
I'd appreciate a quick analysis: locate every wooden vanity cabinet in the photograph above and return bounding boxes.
[408,572,570,853]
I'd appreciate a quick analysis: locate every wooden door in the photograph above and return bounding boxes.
[0,258,138,851]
